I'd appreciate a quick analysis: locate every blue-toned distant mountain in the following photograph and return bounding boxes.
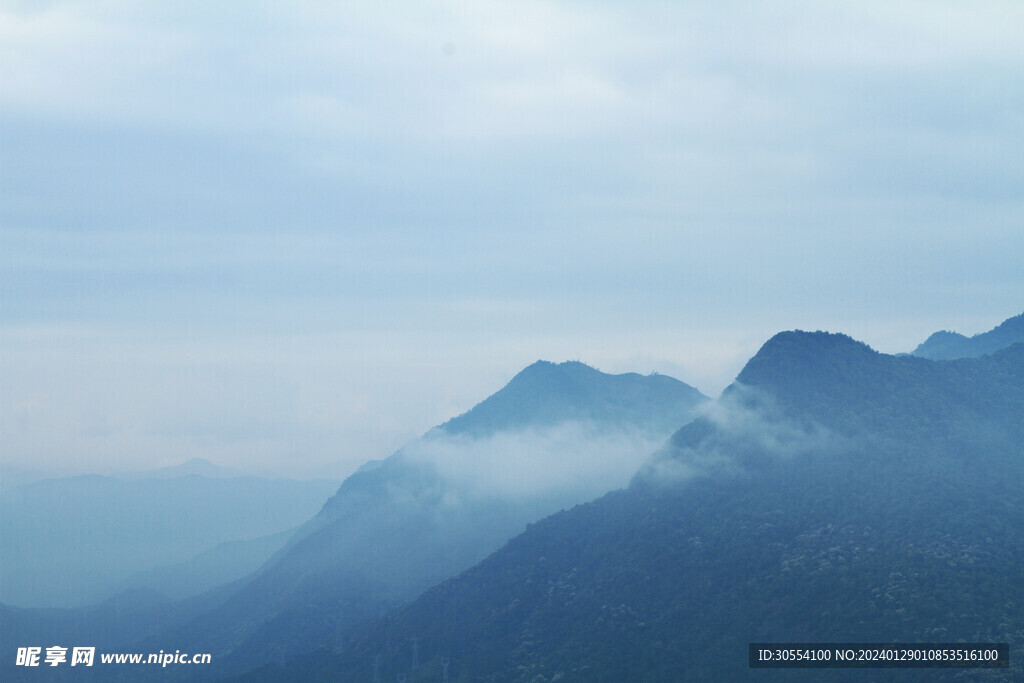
[130,361,707,677]
[117,527,296,601]
[912,311,1024,359]
[113,457,247,481]
[251,332,1024,682]
[0,466,338,608]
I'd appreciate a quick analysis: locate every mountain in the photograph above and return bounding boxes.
[113,457,246,481]
[0,471,339,607]
[436,360,703,437]
[134,361,708,676]
[117,528,296,601]
[250,332,1024,681]
[912,311,1024,359]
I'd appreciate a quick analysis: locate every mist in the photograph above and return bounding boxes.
[637,382,845,486]
[404,422,665,503]
[0,473,338,608]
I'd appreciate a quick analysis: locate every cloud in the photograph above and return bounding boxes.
[3,0,1024,480]
[637,383,844,485]
[401,421,664,501]
[6,1,1023,235]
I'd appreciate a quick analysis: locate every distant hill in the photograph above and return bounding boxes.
[113,457,246,481]
[912,311,1024,359]
[0,471,339,607]
[136,361,707,676]
[255,333,1024,682]
[117,528,296,601]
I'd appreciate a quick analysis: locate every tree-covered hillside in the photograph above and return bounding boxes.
[243,333,1024,681]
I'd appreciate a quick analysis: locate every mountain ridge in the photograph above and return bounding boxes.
[252,330,1024,681]
[121,360,708,677]
[912,311,1024,359]
[437,359,705,437]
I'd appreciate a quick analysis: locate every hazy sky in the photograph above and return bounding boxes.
[3,1,1023,479]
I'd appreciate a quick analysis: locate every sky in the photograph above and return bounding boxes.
[2,1,1023,480]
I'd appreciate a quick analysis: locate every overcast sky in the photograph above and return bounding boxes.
[3,1,1023,479]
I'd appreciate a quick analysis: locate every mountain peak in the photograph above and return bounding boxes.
[514,359,599,378]
[912,311,1024,360]
[736,330,877,388]
[114,457,245,481]
[912,330,969,357]
[437,359,705,437]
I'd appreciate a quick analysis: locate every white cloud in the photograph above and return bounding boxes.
[638,382,845,485]
[402,421,664,500]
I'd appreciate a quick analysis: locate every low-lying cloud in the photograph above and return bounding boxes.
[639,383,844,485]
[401,421,664,503]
